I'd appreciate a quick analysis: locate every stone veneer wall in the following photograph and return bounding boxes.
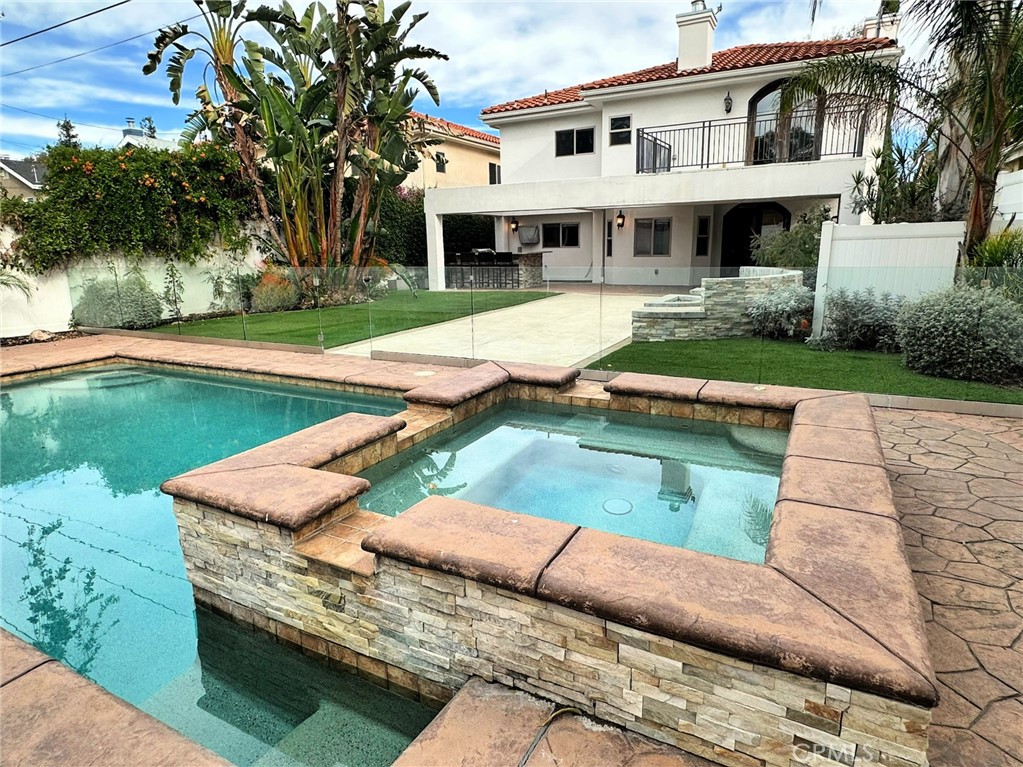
[175,500,930,767]
[633,269,803,342]
[518,253,543,289]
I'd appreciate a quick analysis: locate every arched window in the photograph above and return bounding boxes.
[746,80,824,165]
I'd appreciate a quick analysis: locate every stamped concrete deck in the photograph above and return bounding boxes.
[876,408,1023,767]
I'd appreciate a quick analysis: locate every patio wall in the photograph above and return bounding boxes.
[811,221,964,338]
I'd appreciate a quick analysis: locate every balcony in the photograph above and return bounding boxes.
[636,107,866,173]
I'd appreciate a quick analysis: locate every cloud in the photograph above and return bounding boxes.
[1,0,932,155]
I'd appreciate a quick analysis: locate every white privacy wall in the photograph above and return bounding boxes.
[994,169,1022,224]
[811,221,964,337]
[0,226,263,338]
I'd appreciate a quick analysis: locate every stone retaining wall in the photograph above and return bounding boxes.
[633,268,803,342]
[174,500,930,767]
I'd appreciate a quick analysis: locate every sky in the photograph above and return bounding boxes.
[0,0,927,160]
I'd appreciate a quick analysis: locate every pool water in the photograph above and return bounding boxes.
[0,365,433,767]
[359,401,787,563]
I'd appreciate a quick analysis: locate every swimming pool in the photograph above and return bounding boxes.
[359,401,786,563]
[0,365,432,766]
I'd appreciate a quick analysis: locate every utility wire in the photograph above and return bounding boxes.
[1,0,135,47]
[2,13,203,78]
[0,103,182,136]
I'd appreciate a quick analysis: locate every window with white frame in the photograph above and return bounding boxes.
[435,151,447,173]
[488,162,501,184]
[635,218,671,257]
[695,215,711,257]
[542,223,580,248]
[555,128,595,157]
[609,116,632,146]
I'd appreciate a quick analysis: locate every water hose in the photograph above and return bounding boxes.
[517,706,583,767]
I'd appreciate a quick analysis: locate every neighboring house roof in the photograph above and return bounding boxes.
[482,37,897,115]
[117,134,180,151]
[413,112,500,147]
[0,158,46,190]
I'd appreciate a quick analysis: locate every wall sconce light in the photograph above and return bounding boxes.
[510,217,519,233]
[615,210,626,229]
[724,91,733,114]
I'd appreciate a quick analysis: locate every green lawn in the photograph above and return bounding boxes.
[152,290,553,348]
[590,338,1023,405]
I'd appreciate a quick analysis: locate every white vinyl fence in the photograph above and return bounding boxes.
[994,169,1022,224]
[812,221,965,337]
[0,226,263,338]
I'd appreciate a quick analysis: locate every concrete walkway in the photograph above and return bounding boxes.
[876,409,1023,767]
[327,292,652,366]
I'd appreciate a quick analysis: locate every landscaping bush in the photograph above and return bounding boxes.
[812,288,903,352]
[746,285,814,340]
[250,270,298,313]
[897,286,1023,385]
[971,229,1023,267]
[72,274,163,329]
[750,205,828,288]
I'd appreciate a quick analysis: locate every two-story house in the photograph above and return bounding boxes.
[423,2,902,289]
[404,113,502,190]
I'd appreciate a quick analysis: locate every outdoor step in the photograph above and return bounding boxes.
[292,511,390,576]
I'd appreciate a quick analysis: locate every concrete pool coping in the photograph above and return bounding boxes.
[0,335,938,765]
[0,630,229,766]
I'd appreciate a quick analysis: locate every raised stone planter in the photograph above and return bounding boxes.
[633,267,803,342]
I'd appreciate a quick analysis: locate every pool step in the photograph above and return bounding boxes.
[393,677,714,767]
[292,510,388,576]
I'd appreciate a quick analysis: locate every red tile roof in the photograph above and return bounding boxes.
[482,37,897,116]
[413,112,500,145]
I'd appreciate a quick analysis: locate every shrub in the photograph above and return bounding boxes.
[746,285,814,340]
[72,274,163,329]
[972,229,1023,267]
[250,271,298,313]
[897,287,1023,385]
[750,206,828,289]
[812,288,903,352]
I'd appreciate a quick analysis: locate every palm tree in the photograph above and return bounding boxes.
[791,0,1023,256]
[0,269,34,298]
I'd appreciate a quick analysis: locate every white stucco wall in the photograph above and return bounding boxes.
[498,110,602,184]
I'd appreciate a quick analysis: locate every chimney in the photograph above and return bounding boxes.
[123,117,143,138]
[863,14,900,40]
[676,1,718,72]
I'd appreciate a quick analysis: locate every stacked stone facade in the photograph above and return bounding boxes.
[633,268,803,342]
[175,500,930,767]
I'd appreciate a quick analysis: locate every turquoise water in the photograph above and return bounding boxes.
[359,401,786,563]
[0,365,433,766]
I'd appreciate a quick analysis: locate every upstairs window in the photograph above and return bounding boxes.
[542,223,580,248]
[695,216,711,257]
[635,218,671,257]
[488,162,501,185]
[609,116,632,146]
[555,128,595,157]
[435,151,447,173]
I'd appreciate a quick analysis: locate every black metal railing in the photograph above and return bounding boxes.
[636,107,866,173]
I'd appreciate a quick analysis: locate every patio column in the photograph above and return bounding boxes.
[590,211,604,284]
[494,216,510,252]
[426,209,446,291]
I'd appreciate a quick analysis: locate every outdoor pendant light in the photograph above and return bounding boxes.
[615,210,626,229]
[724,91,733,114]
[510,217,519,233]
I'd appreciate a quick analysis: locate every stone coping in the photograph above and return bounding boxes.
[0,630,228,766]
[162,465,370,531]
[363,496,579,595]
[495,361,581,389]
[404,361,511,408]
[393,677,714,767]
[363,392,938,708]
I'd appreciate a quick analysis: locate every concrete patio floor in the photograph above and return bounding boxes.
[327,291,653,366]
[876,408,1023,767]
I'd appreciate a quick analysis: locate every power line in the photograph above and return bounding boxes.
[2,0,135,47]
[0,103,125,133]
[2,13,204,78]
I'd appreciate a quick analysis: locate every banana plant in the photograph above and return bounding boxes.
[144,0,300,258]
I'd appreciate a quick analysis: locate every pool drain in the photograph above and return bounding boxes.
[602,498,633,516]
